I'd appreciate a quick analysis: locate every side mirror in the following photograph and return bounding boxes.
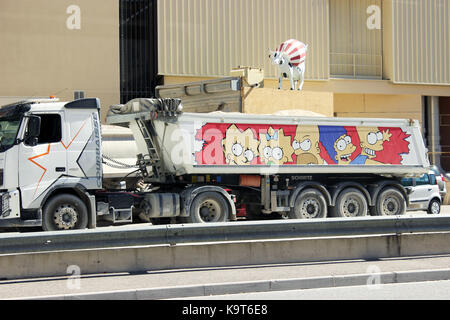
[405,186,413,195]
[28,116,41,138]
[25,116,41,146]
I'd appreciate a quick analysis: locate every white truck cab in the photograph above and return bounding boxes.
[0,98,102,229]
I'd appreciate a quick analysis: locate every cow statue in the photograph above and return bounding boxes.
[269,39,308,91]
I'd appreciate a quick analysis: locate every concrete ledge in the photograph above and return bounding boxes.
[20,268,450,300]
[1,232,450,280]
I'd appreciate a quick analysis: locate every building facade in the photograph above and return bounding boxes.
[1,0,450,170]
[158,0,450,170]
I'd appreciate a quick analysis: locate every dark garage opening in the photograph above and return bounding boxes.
[119,0,160,104]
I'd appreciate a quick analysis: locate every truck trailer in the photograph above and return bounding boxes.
[0,96,429,230]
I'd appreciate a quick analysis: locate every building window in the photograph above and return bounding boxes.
[329,0,383,79]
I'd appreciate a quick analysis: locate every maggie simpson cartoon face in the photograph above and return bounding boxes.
[292,125,322,165]
[258,127,294,165]
[222,125,259,165]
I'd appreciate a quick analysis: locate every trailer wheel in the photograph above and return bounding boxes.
[373,187,406,216]
[188,192,229,223]
[289,188,327,219]
[42,194,88,231]
[331,188,368,217]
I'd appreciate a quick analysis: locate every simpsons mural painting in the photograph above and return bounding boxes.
[258,127,295,165]
[293,125,323,165]
[222,125,259,165]
[194,122,411,167]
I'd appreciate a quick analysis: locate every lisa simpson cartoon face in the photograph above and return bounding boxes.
[222,125,259,165]
[258,127,294,165]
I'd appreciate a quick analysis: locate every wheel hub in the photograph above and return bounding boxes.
[54,205,78,230]
[300,199,319,218]
[343,198,360,217]
[382,197,399,215]
[199,200,220,222]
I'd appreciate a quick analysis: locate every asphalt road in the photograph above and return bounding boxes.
[185,279,450,300]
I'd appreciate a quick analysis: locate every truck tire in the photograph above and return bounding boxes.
[372,187,406,216]
[330,188,368,217]
[188,192,229,223]
[289,188,327,219]
[42,194,88,231]
[427,199,441,214]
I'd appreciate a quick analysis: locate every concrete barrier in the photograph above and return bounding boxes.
[1,232,450,280]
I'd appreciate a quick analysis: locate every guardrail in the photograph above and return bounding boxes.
[1,215,450,255]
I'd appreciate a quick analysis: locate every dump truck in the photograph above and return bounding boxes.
[0,96,429,230]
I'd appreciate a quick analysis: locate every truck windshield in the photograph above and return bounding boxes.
[0,119,21,152]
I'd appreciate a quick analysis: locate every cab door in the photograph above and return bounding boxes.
[18,112,67,210]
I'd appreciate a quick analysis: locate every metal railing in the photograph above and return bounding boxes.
[1,215,450,255]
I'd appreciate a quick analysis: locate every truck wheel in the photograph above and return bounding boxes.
[373,187,406,216]
[42,194,88,231]
[427,199,441,214]
[331,188,368,217]
[289,188,327,219]
[188,192,229,223]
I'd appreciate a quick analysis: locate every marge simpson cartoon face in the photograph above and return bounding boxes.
[258,127,294,165]
[292,125,322,165]
[222,125,259,165]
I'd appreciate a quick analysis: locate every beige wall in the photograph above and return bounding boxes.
[334,93,422,123]
[391,0,450,85]
[0,0,120,121]
[243,88,334,117]
[158,0,330,80]
[330,0,383,78]
[163,75,423,122]
[382,0,393,81]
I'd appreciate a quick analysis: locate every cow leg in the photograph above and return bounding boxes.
[298,69,305,91]
[289,68,295,90]
[278,76,282,90]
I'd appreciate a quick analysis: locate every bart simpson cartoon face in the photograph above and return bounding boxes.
[357,127,392,159]
[258,127,294,165]
[292,125,322,165]
[334,134,357,164]
[222,125,259,165]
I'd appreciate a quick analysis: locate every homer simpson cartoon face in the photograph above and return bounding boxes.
[222,125,259,165]
[334,134,357,164]
[357,127,392,159]
[292,125,322,165]
[259,127,294,165]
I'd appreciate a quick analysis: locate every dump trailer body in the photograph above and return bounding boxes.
[107,99,429,178]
